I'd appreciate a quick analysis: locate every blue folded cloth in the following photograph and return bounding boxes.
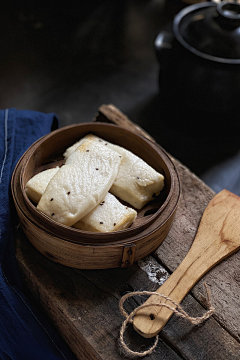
[0,109,76,360]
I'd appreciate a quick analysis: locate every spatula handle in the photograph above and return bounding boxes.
[133,254,200,338]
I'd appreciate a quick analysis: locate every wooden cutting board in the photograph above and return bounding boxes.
[14,105,240,360]
[133,189,240,338]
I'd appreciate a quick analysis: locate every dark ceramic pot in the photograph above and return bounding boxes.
[155,2,240,114]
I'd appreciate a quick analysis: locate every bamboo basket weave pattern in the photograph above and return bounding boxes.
[11,123,180,269]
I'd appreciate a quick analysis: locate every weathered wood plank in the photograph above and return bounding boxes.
[97,104,240,343]
[15,229,182,360]
[95,105,240,341]
[94,104,240,350]
[155,160,240,343]
[14,105,240,359]
[127,257,240,360]
[134,189,240,338]
[15,230,240,360]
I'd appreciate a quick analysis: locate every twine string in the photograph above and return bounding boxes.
[119,282,215,358]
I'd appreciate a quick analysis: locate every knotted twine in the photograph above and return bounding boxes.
[119,282,215,358]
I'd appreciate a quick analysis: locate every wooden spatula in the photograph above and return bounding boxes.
[133,189,240,338]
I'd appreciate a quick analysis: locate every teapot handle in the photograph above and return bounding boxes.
[216,2,240,30]
[154,31,174,63]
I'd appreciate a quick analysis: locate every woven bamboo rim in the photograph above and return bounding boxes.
[11,123,180,269]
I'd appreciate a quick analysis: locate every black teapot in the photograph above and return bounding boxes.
[155,2,240,115]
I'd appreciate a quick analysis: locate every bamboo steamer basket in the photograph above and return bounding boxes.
[11,122,180,269]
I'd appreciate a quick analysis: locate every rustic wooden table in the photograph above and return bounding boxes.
[14,106,240,360]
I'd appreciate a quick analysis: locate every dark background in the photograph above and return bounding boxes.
[1,0,240,189]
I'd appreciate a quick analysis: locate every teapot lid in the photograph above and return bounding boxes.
[173,2,240,64]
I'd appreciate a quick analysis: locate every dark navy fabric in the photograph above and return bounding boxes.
[0,109,76,360]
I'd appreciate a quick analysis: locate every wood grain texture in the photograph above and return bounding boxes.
[13,106,240,359]
[15,229,183,360]
[133,189,240,337]
[15,228,240,360]
[156,160,240,344]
